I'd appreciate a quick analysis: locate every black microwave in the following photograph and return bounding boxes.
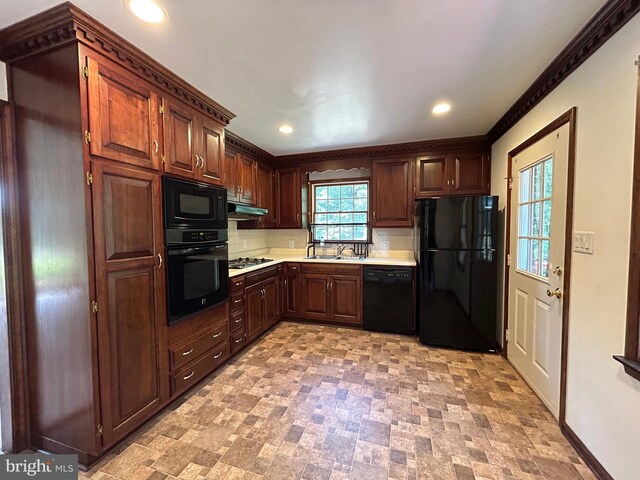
[163,176,227,232]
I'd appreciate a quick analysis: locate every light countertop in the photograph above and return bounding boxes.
[228,255,416,277]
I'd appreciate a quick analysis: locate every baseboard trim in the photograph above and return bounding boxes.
[561,424,614,480]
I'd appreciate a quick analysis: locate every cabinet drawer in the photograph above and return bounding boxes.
[300,264,361,276]
[230,309,245,333]
[245,266,278,286]
[230,291,244,311]
[230,276,246,292]
[171,344,229,395]
[230,330,246,354]
[287,263,300,273]
[170,324,228,371]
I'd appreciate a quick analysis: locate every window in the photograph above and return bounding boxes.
[311,181,369,242]
[516,157,552,278]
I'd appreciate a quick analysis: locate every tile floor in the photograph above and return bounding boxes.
[80,322,595,480]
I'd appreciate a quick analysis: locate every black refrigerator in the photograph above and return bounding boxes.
[415,196,499,352]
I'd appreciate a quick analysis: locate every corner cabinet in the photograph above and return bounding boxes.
[275,166,303,228]
[0,4,235,466]
[372,157,414,227]
[415,153,490,197]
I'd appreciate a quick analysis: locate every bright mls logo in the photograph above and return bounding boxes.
[2,455,77,479]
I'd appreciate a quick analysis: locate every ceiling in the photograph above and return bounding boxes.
[1,0,607,155]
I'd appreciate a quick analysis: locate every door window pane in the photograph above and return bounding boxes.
[516,156,553,279]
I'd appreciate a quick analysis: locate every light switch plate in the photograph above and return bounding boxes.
[380,240,390,250]
[573,231,594,254]
[288,240,295,248]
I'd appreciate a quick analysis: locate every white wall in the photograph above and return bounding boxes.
[491,14,640,480]
[0,62,7,101]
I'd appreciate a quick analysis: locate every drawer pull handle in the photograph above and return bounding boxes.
[213,351,223,359]
[183,371,195,380]
[234,318,243,323]
[234,337,243,343]
[234,299,242,303]
[182,348,194,356]
[213,331,222,338]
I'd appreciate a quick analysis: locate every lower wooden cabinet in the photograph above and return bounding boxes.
[298,264,363,326]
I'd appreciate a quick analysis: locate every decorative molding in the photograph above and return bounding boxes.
[276,135,489,164]
[0,2,235,125]
[488,0,640,142]
[561,424,614,480]
[225,130,275,163]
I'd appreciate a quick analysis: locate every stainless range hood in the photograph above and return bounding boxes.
[228,202,268,220]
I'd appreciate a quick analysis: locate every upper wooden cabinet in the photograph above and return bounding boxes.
[87,55,161,171]
[372,157,414,227]
[224,150,257,205]
[257,163,275,228]
[161,98,225,185]
[276,166,303,228]
[415,153,490,197]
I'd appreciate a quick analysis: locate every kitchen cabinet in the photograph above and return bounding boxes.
[91,161,169,448]
[167,302,229,396]
[1,5,235,464]
[162,98,224,185]
[276,264,285,318]
[415,153,490,197]
[223,149,257,205]
[372,157,414,227]
[299,264,362,325]
[229,276,247,353]
[86,54,162,171]
[284,263,302,315]
[275,166,303,228]
[257,163,276,228]
[243,267,279,343]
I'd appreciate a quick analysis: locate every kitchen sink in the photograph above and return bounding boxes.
[304,255,366,261]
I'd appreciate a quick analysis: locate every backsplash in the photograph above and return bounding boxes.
[231,223,414,259]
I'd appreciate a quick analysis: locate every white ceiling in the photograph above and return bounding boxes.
[1,0,606,155]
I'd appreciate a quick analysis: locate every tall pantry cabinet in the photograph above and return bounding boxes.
[0,4,235,465]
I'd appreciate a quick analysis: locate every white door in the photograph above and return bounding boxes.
[507,124,569,419]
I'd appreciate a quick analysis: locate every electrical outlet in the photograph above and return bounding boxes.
[380,240,390,250]
[288,240,295,249]
[573,231,594,254]
[242,239,248,249]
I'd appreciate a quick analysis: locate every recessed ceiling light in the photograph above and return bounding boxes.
[432,103,452,114]
[278,125,294,134]
[125,0,167,24]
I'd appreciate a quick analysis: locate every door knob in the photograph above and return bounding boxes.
[546,288,562,299]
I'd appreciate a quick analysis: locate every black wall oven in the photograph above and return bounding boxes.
[163,177,229,324]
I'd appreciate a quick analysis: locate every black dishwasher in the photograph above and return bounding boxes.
[363,266,414,335]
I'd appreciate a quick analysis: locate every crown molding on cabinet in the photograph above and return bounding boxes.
[225,130,275,164]
[0,2,236,126]
[487,0,640,142]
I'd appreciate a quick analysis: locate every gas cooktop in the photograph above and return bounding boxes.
[229,257,274,269]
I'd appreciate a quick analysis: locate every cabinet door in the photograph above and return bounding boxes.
[87,56,161,171]
[451,154,490,195]
[329,275,362,325]
[263,278,278,329]
[372,157,413,227]
[238,155,257,205]
[245,283,263,342]
[302,273,330,320]
[276,167,302,228]
[91,162,168,447]
[198,117,224,185]
[257,163,275,228]
[162,99,197,178]
[277,268,285,318]
[285,272,301,314]
[415,155,449,197]
[223,152,238,200]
